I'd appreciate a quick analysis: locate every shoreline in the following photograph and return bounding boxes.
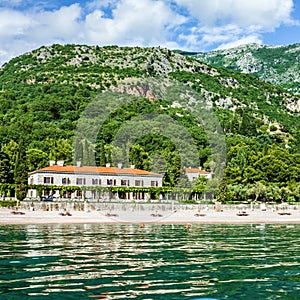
[1,207,300,225]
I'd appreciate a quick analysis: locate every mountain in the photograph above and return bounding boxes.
[194,43,300,95]
[0,43,299,151]
[0,44,299,201]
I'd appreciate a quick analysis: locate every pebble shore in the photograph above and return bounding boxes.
[1,204,300,225]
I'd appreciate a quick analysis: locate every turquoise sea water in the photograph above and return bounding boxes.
[0,224,299,299]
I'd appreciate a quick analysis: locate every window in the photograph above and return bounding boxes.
[121,180,129,186]
[135,180,143,187]
[107,179,116,186]
[76,178,86,185]
[43,190,51,196]
[63,191,72,199]
[44,177,53,184]
[62,178,71,185]
[92,178,101,185]
[151,181,158,187]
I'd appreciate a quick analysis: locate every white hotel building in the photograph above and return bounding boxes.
[28,161,163,200]
[27,161,212,201]
[185,167,213,181]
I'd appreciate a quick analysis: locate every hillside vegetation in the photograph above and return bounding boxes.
[0,44,299,202]
[195,43,300,97]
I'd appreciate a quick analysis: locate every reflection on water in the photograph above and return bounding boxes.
[0,224,300,299]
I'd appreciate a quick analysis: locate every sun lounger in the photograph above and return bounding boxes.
[59,211,72,216]
[105,213,118,217]
[237,211,249,216]
[11,211,25,215]
[151,213,163,217]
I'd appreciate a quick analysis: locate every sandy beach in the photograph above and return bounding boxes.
[1,204,300,225]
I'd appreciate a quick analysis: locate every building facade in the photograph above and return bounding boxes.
[185,167,213,181]
[27,161,212,201]
[28,161,163,200]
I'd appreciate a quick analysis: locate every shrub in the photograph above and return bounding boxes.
[0,200,17,207]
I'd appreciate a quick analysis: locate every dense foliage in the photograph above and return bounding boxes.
[0,44,299,202]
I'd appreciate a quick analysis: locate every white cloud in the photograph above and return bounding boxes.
[82,0,186,46]
[0,0,298,66]
[0,9,31,38]
[0,0,186,65]
[174,0,295,29]
[199,25,242,44]
[216,36,263,50]
[31,4,82,42]
[173,0,298,51]
[0,4,83,64]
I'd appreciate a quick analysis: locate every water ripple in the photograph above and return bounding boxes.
[0,224,300,299]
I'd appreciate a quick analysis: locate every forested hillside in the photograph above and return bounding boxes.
[195,43,300,97]
[0,44,299,202]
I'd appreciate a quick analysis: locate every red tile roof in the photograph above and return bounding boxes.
[185,168,211,174]
[31,165,162,177]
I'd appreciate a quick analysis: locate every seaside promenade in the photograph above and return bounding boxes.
[1,201,300,225]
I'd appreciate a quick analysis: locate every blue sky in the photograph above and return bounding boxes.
[0,0,299,66]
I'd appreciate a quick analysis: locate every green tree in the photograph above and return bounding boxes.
[14,141,28,201]
[1,140,19,179]
[49,138,72,164]
[265,184,281,202]
[177,171,192,189]
[98,141,106,166]
[26,148,48,172]
[0,151,11,184]
[247,181,266,203]
[216,178,233,203]
[1,140,19,162]
[193,176,208,193]
[149,153,167,175]
[129,144,149,170]
[82,139,95,166]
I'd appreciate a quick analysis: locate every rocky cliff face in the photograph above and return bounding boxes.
[195,43,300,95]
